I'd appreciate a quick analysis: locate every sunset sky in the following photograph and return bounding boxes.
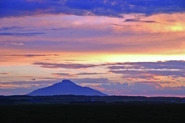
[0,0,185,96]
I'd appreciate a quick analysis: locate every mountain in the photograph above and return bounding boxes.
[28,80,107,96]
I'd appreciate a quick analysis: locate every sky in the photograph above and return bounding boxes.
[0,0,185,96]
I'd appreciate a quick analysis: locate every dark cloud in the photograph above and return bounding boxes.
[124,19,157,23]
[52,72,106,77]
[112,24,124,27]
[18,54,52,57]
[0,32,45,36]
[0,72,9,75]
[52,73,75,77]
[0,26,23,31]
[0,0,184,18]
[33,62,99,69]
[2,54,58,57]
[109,61,185,70]
[50,28,68,31]
[77,72,106,75]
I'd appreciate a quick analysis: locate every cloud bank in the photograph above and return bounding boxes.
[33,60,185,83]
[1,0,185,18]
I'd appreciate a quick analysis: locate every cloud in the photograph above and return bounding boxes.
[0,72,9,75]
[33,62,99,69]
[71,78,111,84]
[33,60,185,79]
[2,42,24,46]
[113,13,185,33]
[124,19,157,23]
[108,61,185,80]
[0,0,185,18]
[50,27,68,31]
[0,80,57,87]
[32,60,185,86]
[0,88,33,95]
[0,12,184,56]
[77,72,106,75]
[52,73,76,77]
[108,61,185,70]
[0,32,45,36]
[99,82,185,97]
[0,26,23,31]
[52,72,106,78]
[0,80,61,95]
[1,54,58,57]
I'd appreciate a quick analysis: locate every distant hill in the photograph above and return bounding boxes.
[28,80,107,96]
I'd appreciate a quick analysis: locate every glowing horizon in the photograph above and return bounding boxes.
[0,0,185,96]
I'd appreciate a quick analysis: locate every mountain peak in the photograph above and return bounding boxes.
[60,79,76,85]
[28,79,107,96]
[54,79,77,87]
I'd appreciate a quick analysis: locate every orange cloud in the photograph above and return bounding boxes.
[113,13,185,33]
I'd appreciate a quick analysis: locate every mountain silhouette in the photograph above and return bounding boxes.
[28,80,107,96]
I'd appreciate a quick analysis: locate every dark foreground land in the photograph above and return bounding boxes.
[1,96,185,123]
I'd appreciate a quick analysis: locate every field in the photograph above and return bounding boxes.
[1,96,185,123]
[1,103,185,123]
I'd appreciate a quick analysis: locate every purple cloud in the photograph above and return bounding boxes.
[0,32,45,36]
[0,80,60,95]
[71,78,111,84]
[52,73,75,77]
[1,54,58,57]
[100,82,185,97]
[108,61,185,79]
[110,70,185,78]
[52,72,106,77]
[33,62,99,69]
[0,26,23,31]
[124,19,157,23]
[34,60,185,79]
[77,72,106,75]
[108,61,185,70]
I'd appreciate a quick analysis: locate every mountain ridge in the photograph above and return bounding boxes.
[28,80,107,96]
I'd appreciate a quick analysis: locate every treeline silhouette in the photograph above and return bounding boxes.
[1,95,185,105]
